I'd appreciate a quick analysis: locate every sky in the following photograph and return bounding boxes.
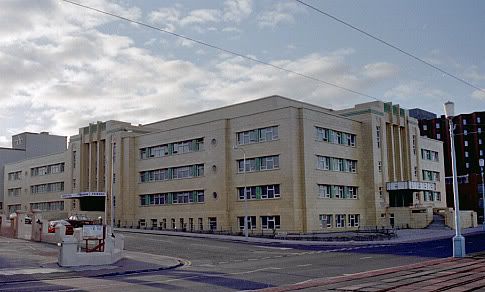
[0,0,484,147]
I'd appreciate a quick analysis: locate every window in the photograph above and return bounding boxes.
[73,151,77,168]
[348,214,360,227]
[376,126,381,148]
[140,164,204,182]
[318,185,332,198]
[31,182,64,194]
[238,185,280,200]
[436,133,441,139]
[31,163,65,176]
[465,152,469,158]
[378,187,383,199]
[423,125,428,130]
[30,201,64,211]
[412,135,416,154]
[480,139,483,145]
[7,188,21,197]
[198,218,203,230]
[336,214,346,228]
[463,119,467,125]
[421,149,439,162]
[479,128,482,134]
[171,219,176,229]
[466,163,470,169]
[315,126,356,147]
[465,141,468,147]
[237,155,279,173]
[422,170,440,181]
[319,214,333,228]
[238,216,256,230]
[72,179,76,189]
[237,126,278,145]
[317,156,357,173]
[480,150,483,156]
[209,217,217,231]
[378,161,382,172]
[464,130,468,136]
[140,138,204,159]
[261,216,280,230]
[8,171,21,181]
[112,143,116,163]
[436,123,440,129]
[140,191,204,206]
[478,117,481,123]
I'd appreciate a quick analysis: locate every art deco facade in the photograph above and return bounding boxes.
[4,96,447,232]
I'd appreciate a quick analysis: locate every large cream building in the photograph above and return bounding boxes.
[3,96,447,232]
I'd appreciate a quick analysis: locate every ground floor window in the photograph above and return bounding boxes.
[209,217,217,231]
[138,219,146,228]
[171,218,176,229]
[238,216,257,230]
[348,214,360,227]
[160,218,167,229]
[151,219,157,228]
[335,214,346,228]
[189,218,194,231]
[198,218,203,230]
[261,215,280,230]
[319,214,333,228]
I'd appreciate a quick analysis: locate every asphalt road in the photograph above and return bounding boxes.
[115,232,436,291]
[4,232,485,291]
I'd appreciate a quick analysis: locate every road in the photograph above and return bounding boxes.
[3,232,485,291]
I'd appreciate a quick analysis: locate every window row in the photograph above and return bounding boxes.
[139,217,218,231]
[238,216,281,230]
[140,138,204,159]
[316,127,356,147]
[140,164,204,183]
[424,191,441,202]
[237,185,280,200]
[31,201,64,211]
[8,204,21,214]
[31,163,65,176]
[238,155,279,172]
[31,182,64,194]
[319,214,360,228]
[237,126,279,145]
[421,149,439,162]
[140,190,205,206]
[422,170,440,182]
[8,171,22,181]
[7,188,21,197]
[317,156,357,173]
[318,184,358,199]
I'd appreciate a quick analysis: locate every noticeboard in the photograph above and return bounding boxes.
[82,225,104,240]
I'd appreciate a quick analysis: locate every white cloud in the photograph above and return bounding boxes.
[258,1,304,28]
[472,90,485,101]
[223,0,252,23]
[363,62,399,79]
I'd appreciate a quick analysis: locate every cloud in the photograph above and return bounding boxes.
[223,0,252,23]
[363,62,399,79]
[472,90,485,101]
[258,1,305,28]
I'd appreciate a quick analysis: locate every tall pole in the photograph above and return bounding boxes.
[480,159,485,231]
[243,151,248,238]
[448,118,465,257]
[110,137,115,229]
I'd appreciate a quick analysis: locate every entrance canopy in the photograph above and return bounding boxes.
[61,192,106,199]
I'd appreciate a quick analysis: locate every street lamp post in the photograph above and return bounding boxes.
[233,145,248,238]
[444,101,465,257]
[480,158,485,231]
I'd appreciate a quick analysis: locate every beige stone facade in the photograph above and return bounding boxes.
[3,95,449,232]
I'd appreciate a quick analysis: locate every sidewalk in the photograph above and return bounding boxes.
[254,256,485,291]
[115,226,485,246]
[0,236,182,284]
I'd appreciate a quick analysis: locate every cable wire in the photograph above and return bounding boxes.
[295,0,485,95]
[60,0,382,101]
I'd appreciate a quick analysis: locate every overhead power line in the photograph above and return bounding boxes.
[295,0,485,95]
[60,0,381,102]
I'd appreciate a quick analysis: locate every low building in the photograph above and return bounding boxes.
[3,96,449,232]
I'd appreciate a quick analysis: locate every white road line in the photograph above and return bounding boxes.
[190,243,230,249]
[254,245,293,250]
[230,267,282,275]
[296,264,312,267]
[359,256,373,260]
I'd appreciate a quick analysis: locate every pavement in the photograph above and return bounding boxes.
[115,226,485,246]
[0,236,183,285]
[253,256,485,291]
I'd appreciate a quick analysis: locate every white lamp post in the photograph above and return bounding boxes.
[479,158,485,231]
[233,145,248,238]
[444,101,465,257]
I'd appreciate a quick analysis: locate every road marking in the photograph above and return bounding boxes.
[218,262,229,264]
[359,256,373,260]
[297,264,312,267]
[230,267,282,275]
[248,258,259,261]
[0,268,67,275]
[190,243,230,249]
[254,245,293,250]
